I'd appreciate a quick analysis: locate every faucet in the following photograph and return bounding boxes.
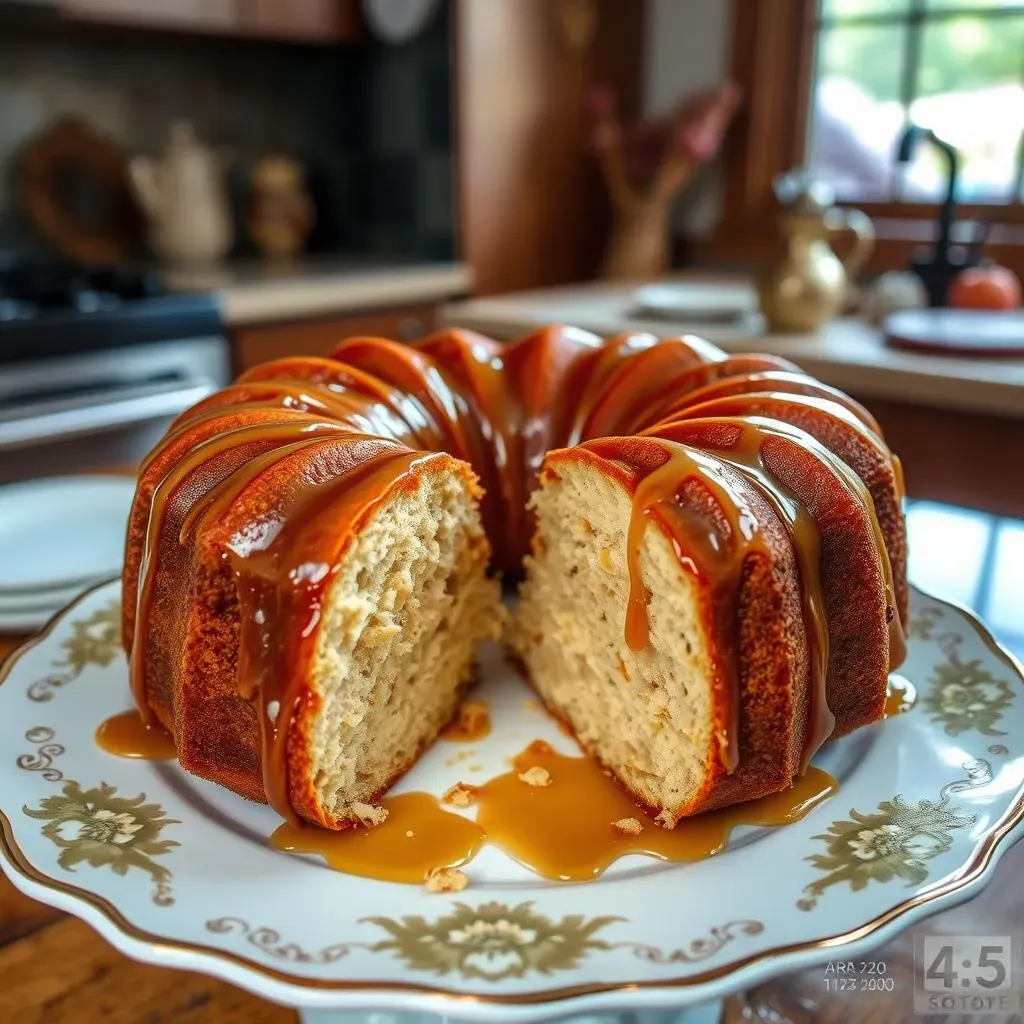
[895,123,978,306]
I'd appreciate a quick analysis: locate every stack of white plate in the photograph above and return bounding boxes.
[0,476,136,633]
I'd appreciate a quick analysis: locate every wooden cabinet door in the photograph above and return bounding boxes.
[60,0,239,31]
[245,0,363,41]
[233,303,436,373]
[456,0,644,294]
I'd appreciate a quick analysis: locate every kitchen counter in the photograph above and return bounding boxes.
[442,276,1024,518]
[441,279,1024,419]
[164,257,473,328]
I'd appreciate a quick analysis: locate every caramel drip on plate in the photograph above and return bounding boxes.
[274,741,837,884]
[270,792,486,884]
[885,674,917,717]
[95,709,177,760]
[474,741,836,881]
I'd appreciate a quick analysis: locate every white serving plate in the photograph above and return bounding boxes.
[631,283,759,324]
[0,581,1022,1021]
[0,476,134,592]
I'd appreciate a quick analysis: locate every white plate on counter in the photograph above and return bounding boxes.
[0,476,133,631]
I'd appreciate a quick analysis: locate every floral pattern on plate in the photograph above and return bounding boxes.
[0,581,1022,1020]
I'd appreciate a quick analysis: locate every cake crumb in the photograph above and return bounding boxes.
[442,782,478,808]
[351,802,388,827]
[424,866,468,893]
[612,817,643,836]
[405,830,415,838]
[517,766,552,787]
[445,749,474,767]
[451,699,490,735]
[655,809,678,830]
[468,763,483,772]
[521,698,539,711]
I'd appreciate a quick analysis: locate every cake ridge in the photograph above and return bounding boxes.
[123,324,908,828]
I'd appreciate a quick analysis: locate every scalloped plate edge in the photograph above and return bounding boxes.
[0,581,1023,1019]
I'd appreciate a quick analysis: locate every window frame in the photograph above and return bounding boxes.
[706,0,1024,275]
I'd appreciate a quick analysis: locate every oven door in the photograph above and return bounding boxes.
[0,337,230,484]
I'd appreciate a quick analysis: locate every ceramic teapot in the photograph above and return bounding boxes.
[130,121,232,266]
[758,170,874,333]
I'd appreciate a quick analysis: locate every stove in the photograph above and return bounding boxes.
[0,255,226,362]
[0,256,231,483]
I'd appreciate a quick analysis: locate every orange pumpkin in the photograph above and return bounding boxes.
[948,265,1022,310]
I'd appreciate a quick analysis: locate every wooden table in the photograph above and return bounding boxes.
[1,626,1021,1024]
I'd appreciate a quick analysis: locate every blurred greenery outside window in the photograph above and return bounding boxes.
[810,0,1024,205]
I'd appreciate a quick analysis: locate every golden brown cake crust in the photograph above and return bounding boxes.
[123,326,908,827]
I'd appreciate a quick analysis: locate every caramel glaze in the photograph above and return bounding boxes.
[217,443,426,822]
[476,741,837,881]
[129,418,351,721]
[271,741,837,885]
[271,792,486,884]
[651,370,884,439]
[612,428,829,773]
[96,709,176,760]
[124,325,909,827]
[599,413,905,774]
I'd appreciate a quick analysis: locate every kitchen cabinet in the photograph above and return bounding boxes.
[233,302,437,372]
[60,0,239,32]
[455,0,644,294]
[247,0,362,41]
[57,0,363,42]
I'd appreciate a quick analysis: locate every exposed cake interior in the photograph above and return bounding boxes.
[509,454,716,824]
[305,466,502,825]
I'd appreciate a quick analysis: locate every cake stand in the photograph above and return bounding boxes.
[1,581,1022,1023]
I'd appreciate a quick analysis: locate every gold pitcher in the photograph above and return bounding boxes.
[758,171,874,333]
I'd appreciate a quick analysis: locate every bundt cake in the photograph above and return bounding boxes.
[123,325,907,830]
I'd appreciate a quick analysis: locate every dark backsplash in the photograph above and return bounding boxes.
[0,4,454,261]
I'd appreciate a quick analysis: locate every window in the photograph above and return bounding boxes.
[808,0,1024,206]
[709,0,1024,276]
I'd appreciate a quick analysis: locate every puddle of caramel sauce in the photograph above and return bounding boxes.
[440,699,492,742]
[885,674,918,717]
[270,792,486,885]
[272,741,835,884]
[95,709,177,760]
[474,741,837,882]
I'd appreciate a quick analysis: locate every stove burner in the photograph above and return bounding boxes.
[0,254,165,317]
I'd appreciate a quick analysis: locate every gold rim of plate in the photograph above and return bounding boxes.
[0,579,1022,1006]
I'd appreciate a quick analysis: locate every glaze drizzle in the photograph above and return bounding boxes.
[123,327,908,824]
